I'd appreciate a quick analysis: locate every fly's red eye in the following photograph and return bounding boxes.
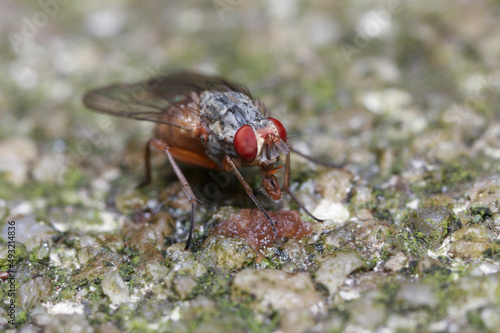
[268,117,287,142]
[234,125,258,163]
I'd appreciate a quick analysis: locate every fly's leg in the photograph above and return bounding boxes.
[138,138,154,188]
[223,155,277,235]
[149,138,199,251]
[284,153,324,222]
[289,146,345,168]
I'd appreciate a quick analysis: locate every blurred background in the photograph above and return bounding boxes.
[1,0,499,193]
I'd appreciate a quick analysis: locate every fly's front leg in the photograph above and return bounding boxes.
[289,146,345,168]
[223,155,277,235]
[284,153,324,222]
[149,138,199,251]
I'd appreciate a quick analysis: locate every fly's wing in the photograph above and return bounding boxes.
[151,72,251,98]
[83,72,252,130]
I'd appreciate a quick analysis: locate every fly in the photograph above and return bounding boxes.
[83,72,328,250]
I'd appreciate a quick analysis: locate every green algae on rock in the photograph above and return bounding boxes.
[449,224,499,260]
[2,1,500,332]
[405,206,458,249]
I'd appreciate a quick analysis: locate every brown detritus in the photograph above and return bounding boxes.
[0,271,9,281]
[210,209,313,259]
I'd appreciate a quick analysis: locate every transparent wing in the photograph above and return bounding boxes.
[83,72,252,130]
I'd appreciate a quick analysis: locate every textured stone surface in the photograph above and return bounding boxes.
[232,269,326,331]
[2,1,500,332]
[315,252,364,295]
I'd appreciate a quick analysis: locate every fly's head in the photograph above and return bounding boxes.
[233,117,289,201]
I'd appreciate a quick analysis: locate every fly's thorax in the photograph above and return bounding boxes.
[199,90,267,138]
[199,90,268,165]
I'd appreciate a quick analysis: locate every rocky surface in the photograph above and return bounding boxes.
[1,1,500,332]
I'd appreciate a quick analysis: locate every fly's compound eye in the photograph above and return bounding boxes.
[234,125,258,163]
[268,117,287,142]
